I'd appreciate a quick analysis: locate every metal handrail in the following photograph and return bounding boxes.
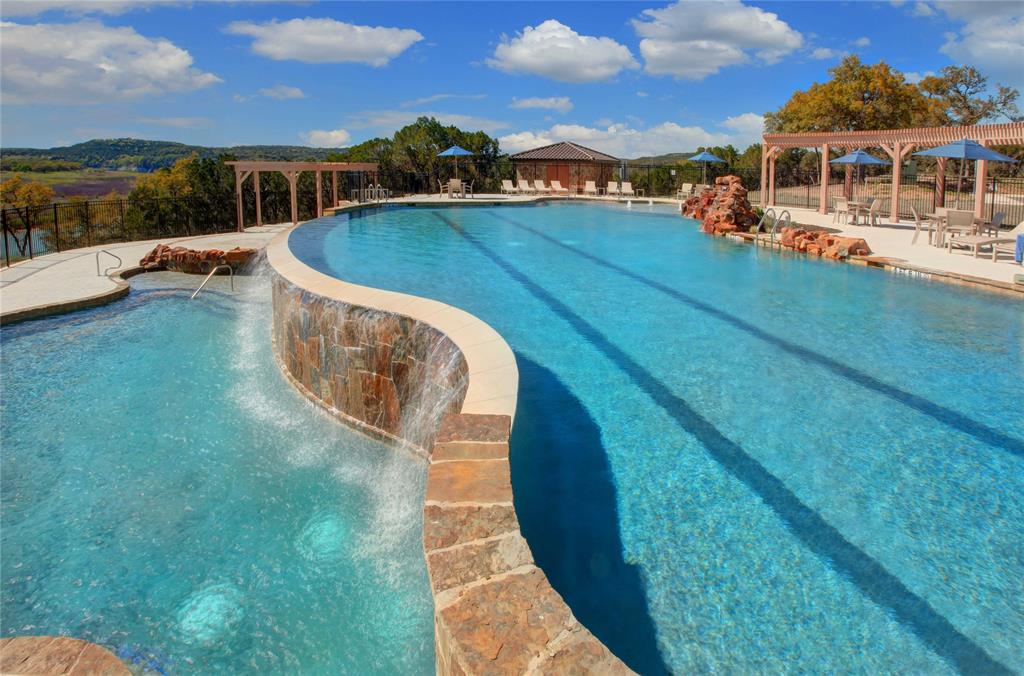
[769,210,792,249]
[190,264,234,299]
[95,249,122,276]
[755,208,777,235]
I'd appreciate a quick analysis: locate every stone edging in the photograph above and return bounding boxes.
[0,636,129,674]
[266,222,632,674]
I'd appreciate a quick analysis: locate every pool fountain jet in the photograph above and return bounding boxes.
[626,200,632,209]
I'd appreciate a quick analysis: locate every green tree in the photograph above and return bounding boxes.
[917,65,1022,126]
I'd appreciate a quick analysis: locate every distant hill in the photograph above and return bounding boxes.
[630,152,697,165]
[2,138,346,172]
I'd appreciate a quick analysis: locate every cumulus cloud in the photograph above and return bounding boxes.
[632,0,803,80]
[936,1,1023,89]
[911,2,935,17]
[259,84,305,100]
[903,70,934,84]
[0,1,175,16]
[226,17,423,65]
[498,112,765,158]
[487,19,639,83]
[0,20,221,104]
[810,47,848,60]
[346,110,509,134]
[301,128,351,147]
[510,96,573,113]
[400,93,485,107]
[852,36,871,47]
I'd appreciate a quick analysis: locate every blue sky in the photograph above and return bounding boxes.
[2,0,1021,157]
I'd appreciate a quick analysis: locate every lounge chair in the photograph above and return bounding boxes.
[677,183,693,199]
[534,179,552,195]
[607,181,620,197]
[550,180,570,196]
[517,179,535,194]
[948,220,1024,259]
[620,182,636,197]
[501,179,519,195]
[583,180,598,196]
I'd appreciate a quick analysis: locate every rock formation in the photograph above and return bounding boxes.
[777,227,871,259]
[682,175,759,234]
[139,244,257,273]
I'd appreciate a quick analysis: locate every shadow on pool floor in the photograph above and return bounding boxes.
[510,354,671,676]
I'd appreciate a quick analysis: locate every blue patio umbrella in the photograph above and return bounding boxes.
[688,150,726,184]
[914,139,1017,209]
[829,149,890,202]
[438,145,473,177]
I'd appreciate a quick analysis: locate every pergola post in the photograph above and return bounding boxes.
[234,169,244,232]
[254,170,262,227]
[280,171,298,224]
[759,143,768,207]
[974,140,990,218]
[315,170,323,218]
[767,148,778,206]
[818,143,830,215]
[332,170,338,207]
[935,157,947,209]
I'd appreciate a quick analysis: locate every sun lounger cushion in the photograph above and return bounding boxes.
[1016,234,1024,263]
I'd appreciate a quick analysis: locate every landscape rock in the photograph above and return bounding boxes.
[683,175,759,235]
[139,244,257,273]
[776,227,871,259]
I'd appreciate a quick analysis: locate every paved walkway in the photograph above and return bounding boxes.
[0,225,290,321]
[766,207,1023,284]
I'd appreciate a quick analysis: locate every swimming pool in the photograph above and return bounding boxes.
[290,202,1024,674]
[0,272,434,673]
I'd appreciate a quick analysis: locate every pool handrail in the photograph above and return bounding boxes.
[95,249,122,276]
[190,264,234,299]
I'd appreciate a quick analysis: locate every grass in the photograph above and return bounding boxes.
[0,169,142,199]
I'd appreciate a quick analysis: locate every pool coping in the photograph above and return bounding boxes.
[267,215,632,674]
[0,266,144,326]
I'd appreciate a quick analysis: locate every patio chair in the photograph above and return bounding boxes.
[517,179,535,194]
[607,181,621,197]
[943,210,976,241]
[980,212,1006,237]
[867,198,883,226]
[449,178,464,198]
[463,181,474,199]
[583,180,598,196]
[991,221,1024,264]
[534,179,552,194]
[910,207,932,245]
[677,183,693,199]
[833,198,849,224]
[501,179,519,195]
[620,182,636,197]
[438,179,449,198]
[550,180,570,196]
[948,220,1024,259]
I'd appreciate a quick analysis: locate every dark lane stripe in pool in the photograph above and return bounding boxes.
[432,210,1011,676]
[488,210,1024,461]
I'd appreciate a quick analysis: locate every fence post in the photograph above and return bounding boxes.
[53,203,61,252]
[2,209,8,267]
[84,201,92,248]
[119,199,127,241]
[26,207,34,259]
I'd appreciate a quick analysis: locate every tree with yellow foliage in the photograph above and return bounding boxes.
[0,175,57,209]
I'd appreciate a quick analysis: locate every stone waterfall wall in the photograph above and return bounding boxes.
[271,275,468,453]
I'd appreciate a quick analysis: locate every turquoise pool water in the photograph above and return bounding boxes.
[0,273,434,674]
[291,202,1024,674]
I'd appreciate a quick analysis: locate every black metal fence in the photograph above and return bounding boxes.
[1,196,237,266]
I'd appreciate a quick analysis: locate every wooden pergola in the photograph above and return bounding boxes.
[760,122,1024,220]
[225,161,379,231]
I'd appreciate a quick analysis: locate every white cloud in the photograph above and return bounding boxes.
[301,128,351,147]
[903,70,935,84]
[138,116,211,128]
[226,18,423,66]
[258,84,305,100]
[498,112,765,158]
[935,2,1023,89]
[632,0,803,80]
[510,96,573,113]
[0,20,221,105]
[400,93,485,107]
[0,1,175,16]
[911,2,935,17]
[636,91,649,98]
[487,19,639,83]
[852,36,871,47]
[810,47,848,60]
[346,110,510,134]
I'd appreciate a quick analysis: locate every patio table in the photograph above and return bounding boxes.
[847,201,871,225]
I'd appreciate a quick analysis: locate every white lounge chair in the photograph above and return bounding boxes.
[517,179,535,194]
[534,179,552,195]
[948,220,1024,259]
[550,180,570,196]
[501,179,519,195]
[607,181,620,197]
[620,182,636,197]
[583,180,598,196]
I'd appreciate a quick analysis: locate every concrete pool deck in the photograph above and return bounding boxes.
[0,224,289,324]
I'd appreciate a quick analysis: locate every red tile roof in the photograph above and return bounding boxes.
[508,141,619,162]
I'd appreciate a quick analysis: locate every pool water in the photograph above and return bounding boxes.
[290,202,1024,674]
[0,272,434,674]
